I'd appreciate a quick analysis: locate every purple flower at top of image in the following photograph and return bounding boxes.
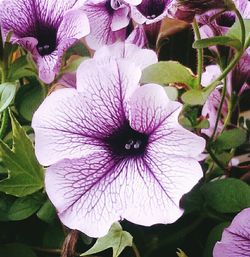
[213,207,250,257]
[32,43,205,237]
[83,0,141,50]
[172,0,235,23]
[0,0,90,84]
[131,0,173,24]
[199,0,250,38]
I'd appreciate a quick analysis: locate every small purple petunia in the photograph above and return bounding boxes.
[83,0,140,50]
[0,0,90,83]
[213,207,250,257]
[32,43,205,237]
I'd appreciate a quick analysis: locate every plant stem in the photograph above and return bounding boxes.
[210,78,227,141]
[0,109,9,139]
[132,243,141,257]
[192,18,203,88]
[204,50,243,95]
[234,8,246,47]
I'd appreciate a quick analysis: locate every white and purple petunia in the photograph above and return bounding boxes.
[83,0,141,50]
[32,43,205,237]
[213,207,250,257]
[0,0,90,83]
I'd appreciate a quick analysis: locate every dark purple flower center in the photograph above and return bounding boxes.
[216,12,236,28]
[137,0,167,19]
[105,0,115,15]
[104,122,149,157]
[35,24,58,56]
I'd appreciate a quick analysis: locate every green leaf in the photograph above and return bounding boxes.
[201,178,250,213]
[176,248,188,257]
[164,86,178,101]
[193,36,241,50]
[37,199,57,224]
[8,192,45,220]
[0,83,16,112]
[0,244,37,257]
[8,56,36,81]
[203,222,230,257]
[0,192,15,221]
[213,128,247,151]
[227,19,250,47]
[15,81,45,121]
[181,90,207,105]
[0,111,44,197]
[141,61,196,88]
[81,223,133,257]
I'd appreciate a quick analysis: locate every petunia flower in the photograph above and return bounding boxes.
[0,0,90,83]
[32,43,205,237]
[131,0,174,46]
[199,0,250,39]
[213,207,250,257]
[201,65,228,137]
[172,0,235,23]
[83,0,140,50]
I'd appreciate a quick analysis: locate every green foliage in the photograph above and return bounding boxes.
[227,19,250,47]
[0,111,44,196]
[193,36,241,50]
[0,82,16,112]
[81,223,133,257]
[181,89,208,105]
[201,178,250,213]
[176,248,188,257]
[37,200,57,224]
[0,244,37,257]
[212,128,247,151]
[15,79,45,121]
[203,222,230,257]
[141,61,197,88]
[7,192,45,220]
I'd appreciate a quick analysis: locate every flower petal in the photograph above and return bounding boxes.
[45,152,127,237]
[57,9,90,43]
[129,84,206,157]
[124,154,203,225]
[76,58,141,128]
[32,88,105,166]
[111,5,130,31]
[36,53,58,84]
[45,151,202,237]
[93,42,158,69]
[213,208,250,257]
[83,0,127,49]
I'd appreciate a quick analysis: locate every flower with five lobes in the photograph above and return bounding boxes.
[32,43,205,237]
[0,0,90,83]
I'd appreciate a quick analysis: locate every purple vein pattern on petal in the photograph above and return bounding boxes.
[129,84,206,157]
[0,0,89,83]
[83,0,128,49]
[32,88,106,166]
[76,58,141,127]
[213,208,250,257]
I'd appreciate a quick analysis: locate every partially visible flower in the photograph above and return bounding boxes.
[83,0,140,50]
[0,0,90,83]
[32,43,205,237]
[199,0,250,38]
[126,25,148,48]
[131,0,173,24]
[201,65,228,137]
[172,0,235,22]
[213,207,250,257]
[130,0,174,47]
